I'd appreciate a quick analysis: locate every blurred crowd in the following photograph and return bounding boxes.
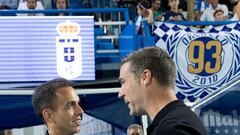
[0,0,238,21]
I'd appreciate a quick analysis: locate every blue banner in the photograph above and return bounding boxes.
[154,22,240,102]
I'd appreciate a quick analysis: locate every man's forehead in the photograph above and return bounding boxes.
[56,87,79,101]
[27,0,36,2]
[129,128,141,133]
[121,62,131,70]
[120,63,131,77]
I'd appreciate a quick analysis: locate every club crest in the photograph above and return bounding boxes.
[56,20,82,79]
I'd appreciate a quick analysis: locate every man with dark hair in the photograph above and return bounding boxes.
[118,46,208,135]
[32,78,83,135]
[17,0,44,16]
[127,124,143,135]
[213,9,225,20]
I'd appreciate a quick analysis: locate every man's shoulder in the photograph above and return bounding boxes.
[150,101,208,135]
[203,7,212,13]
[218,4,228,8]
[218,4,229,12]
[152,118,208,135]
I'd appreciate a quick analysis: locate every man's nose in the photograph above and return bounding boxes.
[76,104,84,116]
[118,88,125,98]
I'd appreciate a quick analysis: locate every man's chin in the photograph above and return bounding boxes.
[129,109,135,116]
[129,110,141,116]
[130,109,146,116]
[72,127,80,133]
[73,130,80,134]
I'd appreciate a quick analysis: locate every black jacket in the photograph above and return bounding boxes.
[147,100,208,135]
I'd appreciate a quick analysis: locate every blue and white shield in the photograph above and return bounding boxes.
[56,36,82,79]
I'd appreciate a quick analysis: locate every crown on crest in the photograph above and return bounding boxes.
[57,20,80,36]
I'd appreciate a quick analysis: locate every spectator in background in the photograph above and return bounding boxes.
[200,0,228,21]
[127,124,143,135]
[214,9,226,20]
[55,0,68,16]
[194,0,210,21]
[18,0,44,9]
[17,0,45,16]
[164,0,186,21]
[149,0,164,21]
[135,0,153,34]
[0,0,18,9]
[32,78,84,135]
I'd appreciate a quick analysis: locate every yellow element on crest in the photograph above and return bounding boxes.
[57,20,80,36]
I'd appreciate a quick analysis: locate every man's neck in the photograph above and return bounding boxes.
[146,87,178,120]
[151,7,157,12]
[212,4,218,10]
[171,8,178,13]
[48,129,72,135]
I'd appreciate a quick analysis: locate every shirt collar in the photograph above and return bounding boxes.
[151,100,185,126]
[45,131,50,135]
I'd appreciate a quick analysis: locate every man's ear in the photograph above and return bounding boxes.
[42,108,54,123]
[140,69,152,87]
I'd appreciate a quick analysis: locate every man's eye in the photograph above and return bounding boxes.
[71,102,76,107]
[66,105,72,109]
[119,80,124,85]
[66,102,76,109]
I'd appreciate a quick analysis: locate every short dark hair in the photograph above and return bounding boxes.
[121,46,176,88]
[32,78,74,120]
[213,9,224,17]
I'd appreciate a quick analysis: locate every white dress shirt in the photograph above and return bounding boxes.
[17,1,44,16]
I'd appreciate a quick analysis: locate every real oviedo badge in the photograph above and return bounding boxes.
[56,20,82,79]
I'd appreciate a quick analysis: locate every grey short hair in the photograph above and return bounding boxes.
[127,124,143,135]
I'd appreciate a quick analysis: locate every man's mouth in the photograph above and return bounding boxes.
[73,119,81,126]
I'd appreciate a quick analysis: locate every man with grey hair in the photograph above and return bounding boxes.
[118,46,208,135]
[127,124,143,135]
